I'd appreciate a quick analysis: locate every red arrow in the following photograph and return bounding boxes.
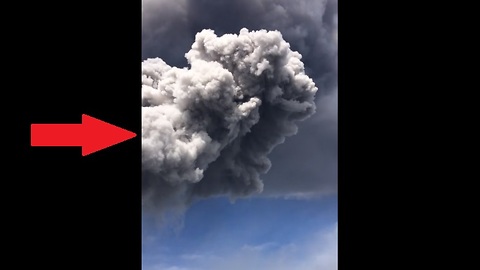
[31,114,136,156]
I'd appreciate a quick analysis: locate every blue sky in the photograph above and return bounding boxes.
[142,195,337,270]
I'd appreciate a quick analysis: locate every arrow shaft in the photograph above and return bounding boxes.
[31,124,83,147]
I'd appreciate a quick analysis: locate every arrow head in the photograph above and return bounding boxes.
[81,114,136,156]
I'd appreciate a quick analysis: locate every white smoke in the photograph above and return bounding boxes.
[142,28,317,213]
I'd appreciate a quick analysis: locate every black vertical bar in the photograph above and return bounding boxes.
[7,1,141,269]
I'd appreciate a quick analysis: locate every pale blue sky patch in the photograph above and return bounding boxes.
[143,196,337,270]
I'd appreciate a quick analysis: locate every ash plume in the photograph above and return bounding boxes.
[142,28,317,213]
[142,0,338,201]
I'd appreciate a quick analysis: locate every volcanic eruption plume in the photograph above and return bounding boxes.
[142,28,318,214]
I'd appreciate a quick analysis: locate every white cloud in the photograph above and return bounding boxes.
[241,242,278,252]
[150,223,337,270]
[180,254,205,260]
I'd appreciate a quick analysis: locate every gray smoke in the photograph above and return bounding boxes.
[142,28,317,212]
[142,0,337,91]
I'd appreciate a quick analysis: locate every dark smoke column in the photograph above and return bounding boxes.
[142,28,318,212]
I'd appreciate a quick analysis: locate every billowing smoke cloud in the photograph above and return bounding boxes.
[142,0,337,201]
[142,28,317,212]
[142,0,337,91]
[142,0,338,217]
